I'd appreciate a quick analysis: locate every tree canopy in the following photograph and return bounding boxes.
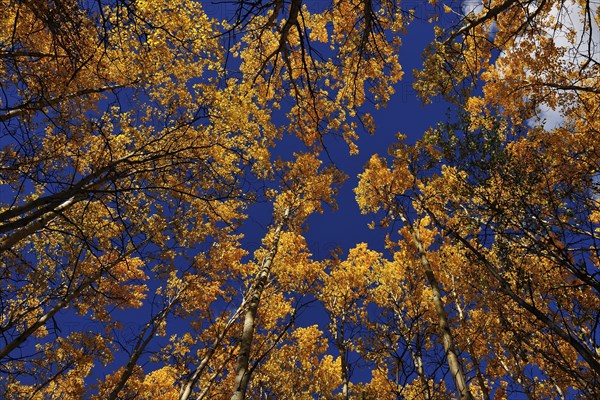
[1,0,598,399]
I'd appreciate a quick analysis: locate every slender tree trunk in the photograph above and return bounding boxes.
[403,218,473,400]
[331,315,350,400]
[0,164,119,252]
[0,196,82,252]
[231,210,287,400]
[0,83,130,122]
[452,280,490,400]
[413,339,431,400]
[340,345,350,399]
[109,290,181,400]
[197,341,239,400]
[396,309,430,400]
[180,303,245,400]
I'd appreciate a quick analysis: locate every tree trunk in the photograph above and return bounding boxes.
[180,303,245,400]
[108,291,180,400]
[452,280,490,400]
[396,309,430,400]
[230,211,287,400]
[332,316,350,400]
[404,219,473,400]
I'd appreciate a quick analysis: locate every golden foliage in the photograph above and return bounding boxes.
[1,0,598,399]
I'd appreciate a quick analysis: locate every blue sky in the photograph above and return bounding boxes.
[230,3,454,260]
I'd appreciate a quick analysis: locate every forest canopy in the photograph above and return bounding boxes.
[0,0,599,399]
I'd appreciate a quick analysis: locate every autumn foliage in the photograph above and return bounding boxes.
[1,0,599,399]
